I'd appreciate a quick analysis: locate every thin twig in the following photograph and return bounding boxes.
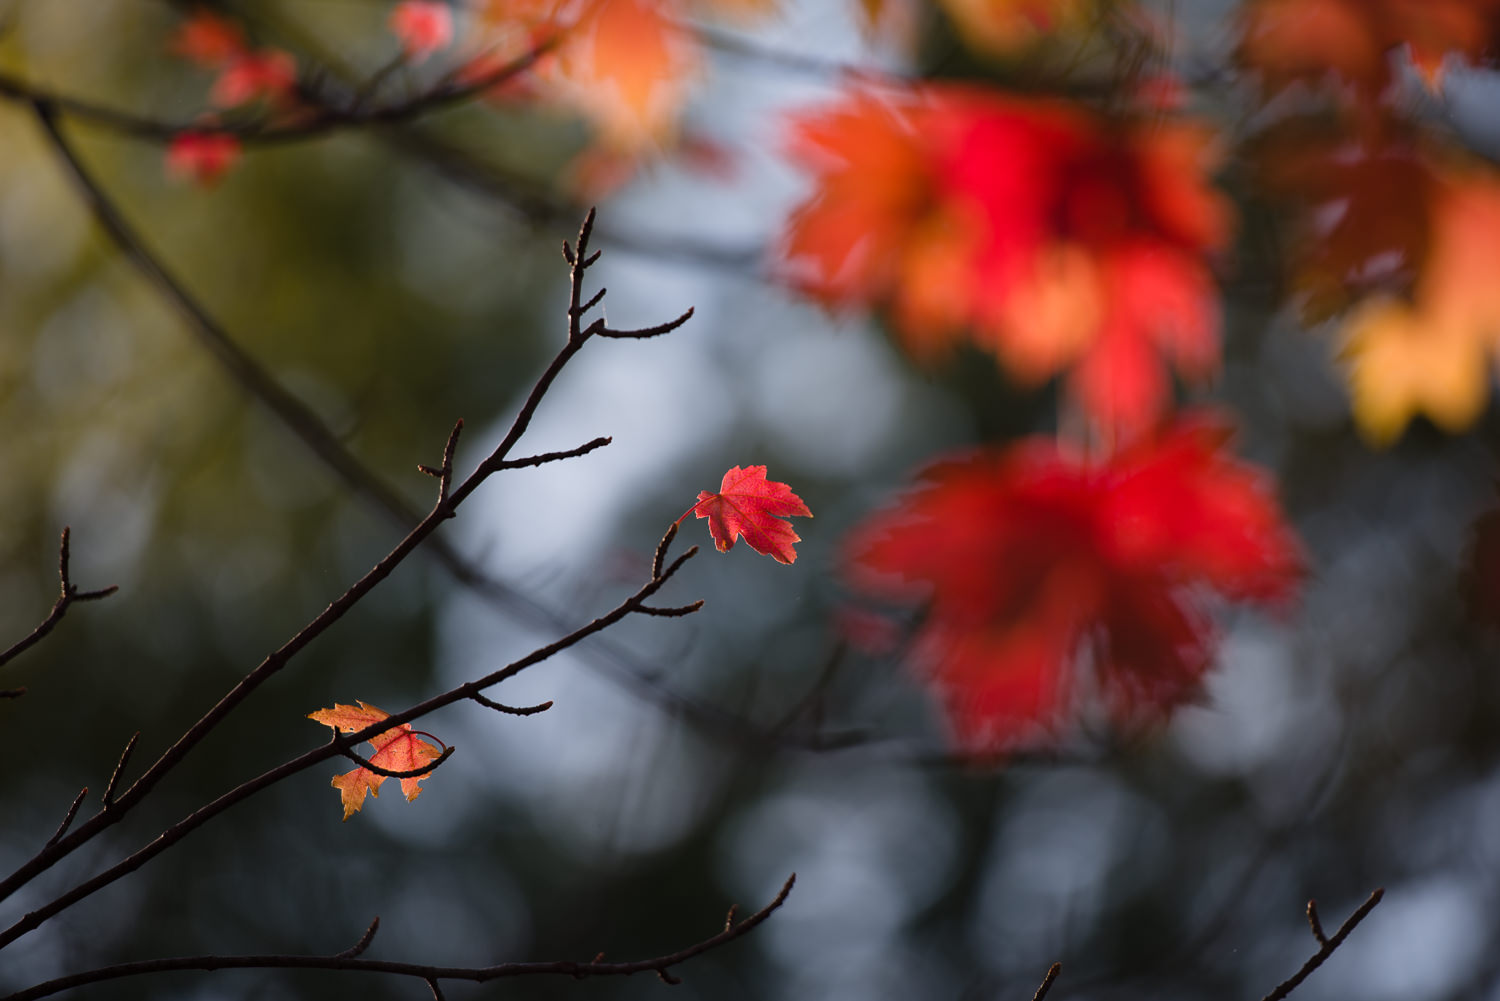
[1259,889,1384,1001]
[469,694,553,716]
[2,875,795,1001]
[1305,900,1328,946]
[44,790,88,849]
[493,436,612,470]
[1033,962,1062,1001]
[635,602,705,617]
[0,528,117,671]
[597,308,695,339]
[652,522,680,581]
[335,918,379,960]
[102,733,140,808]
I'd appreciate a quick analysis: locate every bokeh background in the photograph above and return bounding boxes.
[5,1,1500,999]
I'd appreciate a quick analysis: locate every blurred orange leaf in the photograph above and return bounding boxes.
[843,415,1301,754]
[1340,171,1500,443]
[308,702,444,821]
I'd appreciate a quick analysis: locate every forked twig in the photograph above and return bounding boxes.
[1259,889,1384,1001]
[0,528,118,673]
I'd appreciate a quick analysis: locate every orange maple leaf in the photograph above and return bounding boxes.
[308,702,445,821]
[843,415,1301,754]
[686,465,812,565]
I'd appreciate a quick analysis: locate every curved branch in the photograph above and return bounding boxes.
[2,875,794,1001]
[340,745,454,780]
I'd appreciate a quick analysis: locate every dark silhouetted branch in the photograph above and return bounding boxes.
[2,875,795,1001]
[469,695,553,716]
[340,745,455,780]
[0,510,703,951]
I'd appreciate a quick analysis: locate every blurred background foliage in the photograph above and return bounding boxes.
[4,1,1500,1000]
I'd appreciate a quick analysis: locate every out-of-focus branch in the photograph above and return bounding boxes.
[0,528,118,677]
[2,875,795,1001]
[0,39,552,144]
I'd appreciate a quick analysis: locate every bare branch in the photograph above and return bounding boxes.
[0,531,703,950]
[340,745,455,780]
[2,875,796,1001]
[469,694,554,716]
[1259,889,1384,1001]
[0,528,118,672]
[494,437,612,471]
[0,209,693,920]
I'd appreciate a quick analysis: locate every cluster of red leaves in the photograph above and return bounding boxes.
[843,415,1301,754]
[308,702,445,821]
[171,11,297,109]
[780,84,1230,435]
[164,11,303,187]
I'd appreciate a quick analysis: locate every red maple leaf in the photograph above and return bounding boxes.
[686,466,812,565]
[843,414,1301,754]
[308,702,445,821]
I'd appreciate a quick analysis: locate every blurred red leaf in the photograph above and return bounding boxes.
[165,131,242,187]
[690,465,812,565]
[170,10,248,67]
[390,1,455,62]
[210,49,297,108]
[843,415,1301,754]
[308,702,444,821]
[780,84,1230,435]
